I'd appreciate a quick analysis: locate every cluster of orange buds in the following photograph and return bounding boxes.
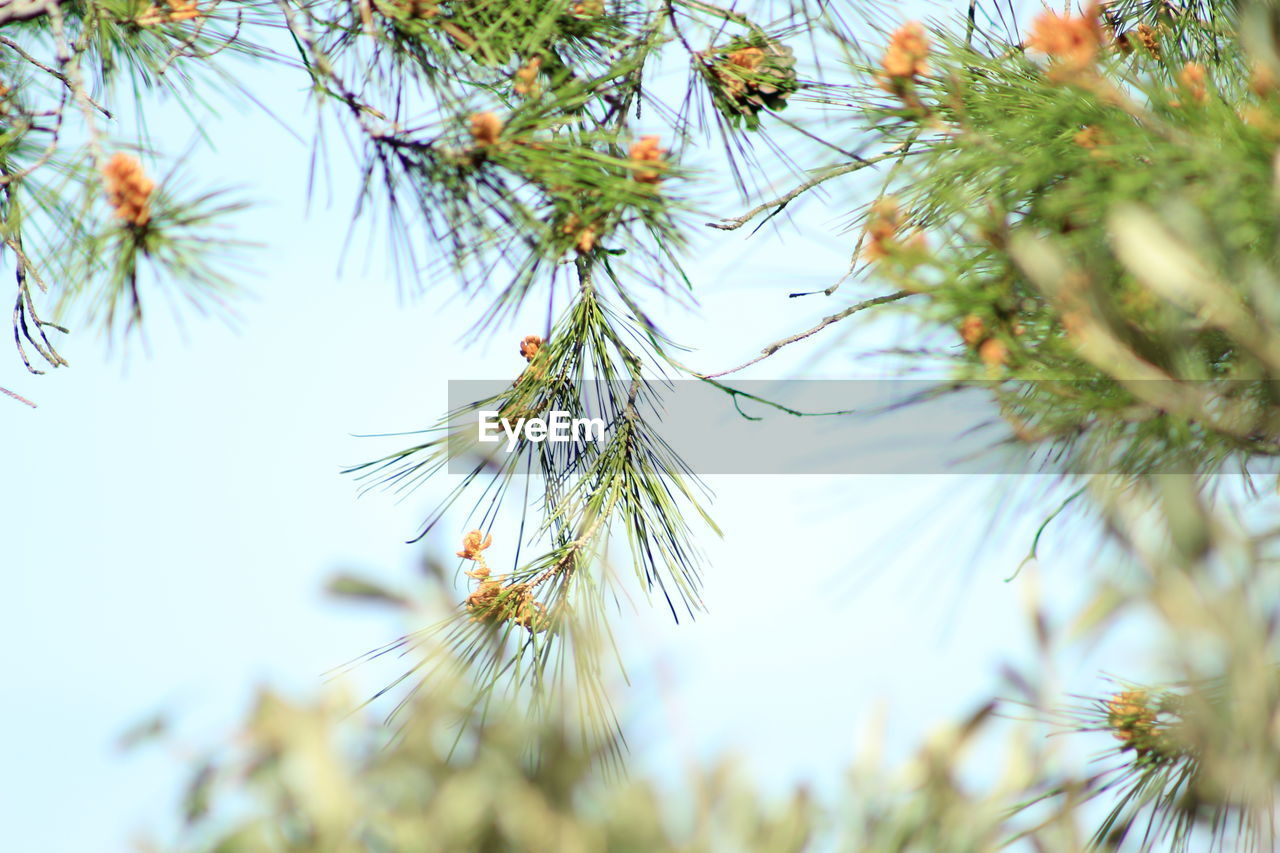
[1025,4,1104,76]
[559,214,597,253]
[1073,124,1113,160]
[861,197,927,263]
[877,22,929,104]
[459,530,499,614]
[457,529,493,561]
[1106,689,1174,758]
[469,112,503,147]
[514,56,542,97]
[138,0,201,26]
[1250,61,1279,96]
[1073,125,1105,150]
[516,334,551,386]
[519,334,543,362]
[1134,23,1160,58]
[628,135,667,185]
[881,22,929,80]
[456,532,548,631]
[862,197,902,261]
[570,0,604,16]
[464,570,501,615]
[102,153,156,227]
[1177,62,1208,104]
[958,314,1009,368]
[1241,104,1280,137]
[960,315,986,347]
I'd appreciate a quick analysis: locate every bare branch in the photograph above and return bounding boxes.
[0,383,35,406]
[707,147,919,232]
[693,289,915,379]
[0,35,112,117]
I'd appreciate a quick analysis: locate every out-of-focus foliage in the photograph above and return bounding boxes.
[160,485,1280,853]
[161,647,1085,853]
[847,0,1280,479]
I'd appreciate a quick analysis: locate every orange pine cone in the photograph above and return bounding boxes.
[469,112,503,147]
[457,529,493,560]
[628,135,667,184]
[102,153,155,227]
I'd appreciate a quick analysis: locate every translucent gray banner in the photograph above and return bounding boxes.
[444,380,1280,475]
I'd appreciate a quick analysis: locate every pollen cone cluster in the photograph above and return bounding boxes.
[1135,23,1160,58]
[138,0,201,26]
[1025,4,1104,74]
[878,22,929,105]
[457,531,548,633]
[1074,125,1107,153]
[514,56,542,96]
[1106,689,1180,760]
[959,314,1010,367]
[560,214,597,253]
[102,153,155,227]
[469,112,503,147]
[862,197,902,262]
[519,334,543,362]
[862,197,926,262]
[628,136,667,185]
[1178,62,1208,104]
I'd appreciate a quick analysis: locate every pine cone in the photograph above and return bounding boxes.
[705,37,798,130]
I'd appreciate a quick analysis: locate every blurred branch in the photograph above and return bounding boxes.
[0,35,112,118]
[0,0,61,27]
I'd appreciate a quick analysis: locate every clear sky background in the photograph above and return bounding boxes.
[2,3,1163,851]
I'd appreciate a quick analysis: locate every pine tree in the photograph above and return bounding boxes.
[11,0,1280,849]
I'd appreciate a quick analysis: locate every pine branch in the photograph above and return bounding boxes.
[706,158,872,231]
[694,289,914,378]
[0,0,62,28]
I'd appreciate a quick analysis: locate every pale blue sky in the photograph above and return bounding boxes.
[2,3,1156,850]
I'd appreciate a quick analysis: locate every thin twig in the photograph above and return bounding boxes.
[790,129,926,299]
[708,160,865,231]
[0,383,35,407]
[708,146,919,232]
[47,0,106,169]
[0,35,111,117]
[694,289,915,379]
